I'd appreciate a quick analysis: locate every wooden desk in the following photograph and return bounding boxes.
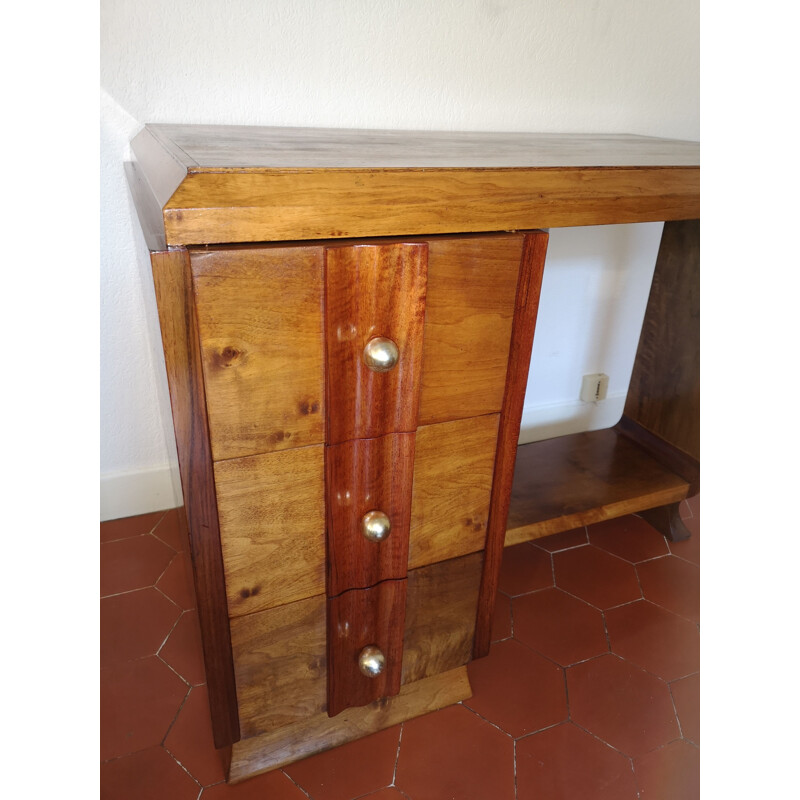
[126,125,699,783]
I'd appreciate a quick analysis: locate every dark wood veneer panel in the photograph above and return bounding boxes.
[324,242,427,443]
[327,580,407,717]
[150,248,240,748]
[473,231,549,658]
[326,432,415,596]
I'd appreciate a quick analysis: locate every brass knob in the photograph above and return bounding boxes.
[358,645,386,678]
[363,337,399,372]
[361,510,391,543]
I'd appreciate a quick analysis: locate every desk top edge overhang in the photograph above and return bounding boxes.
[128,124,700,250]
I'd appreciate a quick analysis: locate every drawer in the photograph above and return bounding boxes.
[230,551,482,739]
[326,432,415,596]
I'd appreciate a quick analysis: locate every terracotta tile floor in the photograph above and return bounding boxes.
[101,497,699,799]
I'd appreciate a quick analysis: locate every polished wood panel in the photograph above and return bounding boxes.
[324,242,427,443]
[418,235,522,425]
[214,445,325,618]
[327,580,407,717]
[473,231,549,658]
[623,219,700,492]
[229,594,326,739]
[408,415,500,570]
[227,667,471,783]
[150,248,239,748]
[326,432,415,595]
[505,428,689,547]
[190,246,324,461]
[146,125,700,169]
[402,553,483,685]
[163,167,700,246]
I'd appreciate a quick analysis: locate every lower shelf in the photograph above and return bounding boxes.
[506,426,689,547]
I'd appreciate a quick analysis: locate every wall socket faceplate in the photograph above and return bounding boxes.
[580,373,609,403]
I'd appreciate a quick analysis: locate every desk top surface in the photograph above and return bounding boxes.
[145,124,699,171]
[128,124,699,250]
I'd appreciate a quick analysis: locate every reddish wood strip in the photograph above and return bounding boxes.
[324,243,427,443]
[326,432,415,596]
[327,580,407,717]
[150,249,240,747]
[472,231,549,659]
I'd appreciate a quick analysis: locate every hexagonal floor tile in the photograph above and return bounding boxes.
[588,515,670,563]
[159,610,207,686]
[532,526,588,553]
[164,685,227,787]
[670,673,700,744]
[491,592,512,641]
[513,587,608,666]
[553,546,641,609]
[465,639,566,737]
[100,745,200,800]
[605,600,699,681]
[516,722,638,800]
[101,534,176,597]
[395,705,515,800]
[497,543,553,597]
[567,654,679,758]
[100,510,166,543]
[668,517,700,564]
[200,771,310,799]
[283,725,400,800]
[101,656,189,761]
[634,740,700,800]
[637,555,700,623]
[101,587,181,668]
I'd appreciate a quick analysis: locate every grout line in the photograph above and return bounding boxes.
[281,769,314,798]
[157,650,192,687]
[391,723,404,786]
[157,608,187,656]
[162,744,204,793]
[667,682,685,739]
[514,718,567,743]
[460,703,515,739]
[161,684,193,746]
[513,738,519,800]
[99,510,169,544]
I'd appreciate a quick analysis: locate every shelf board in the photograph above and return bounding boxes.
[505,427,689,547]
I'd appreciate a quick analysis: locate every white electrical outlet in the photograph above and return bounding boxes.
[580,373,609,403]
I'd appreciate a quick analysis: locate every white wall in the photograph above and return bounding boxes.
[100,0,699,521]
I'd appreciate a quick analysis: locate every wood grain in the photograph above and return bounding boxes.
[473,231,549,658]
[401,552,483,685]
[326,432,415,595]
[327,580,407,716]
[227,666,471,783]
[163,166,700,246]
[408,414,500,570]
[418,235,522,425]
[623,219,700,491]
[504,428,689,547]
[150,248,239,748]
[146,125,700,169]
[190,246,325,461]
[324,242,427,443]
[214,444,325,618]
[229,594,326,739]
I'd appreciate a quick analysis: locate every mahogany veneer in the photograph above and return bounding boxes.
[127,124,699,783]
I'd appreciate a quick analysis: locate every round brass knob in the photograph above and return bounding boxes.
[358,645,386,678]
[363,337,399,372]
[361,510,391,543]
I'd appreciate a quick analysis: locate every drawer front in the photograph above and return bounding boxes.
[231,552,482,739]
[327,580,407,717]
[418,234,523,425]
[214,445,326,618]
[325,242,428,443]
[191,246,325,461]
[408,414,500,570]
[326,432,415,596]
